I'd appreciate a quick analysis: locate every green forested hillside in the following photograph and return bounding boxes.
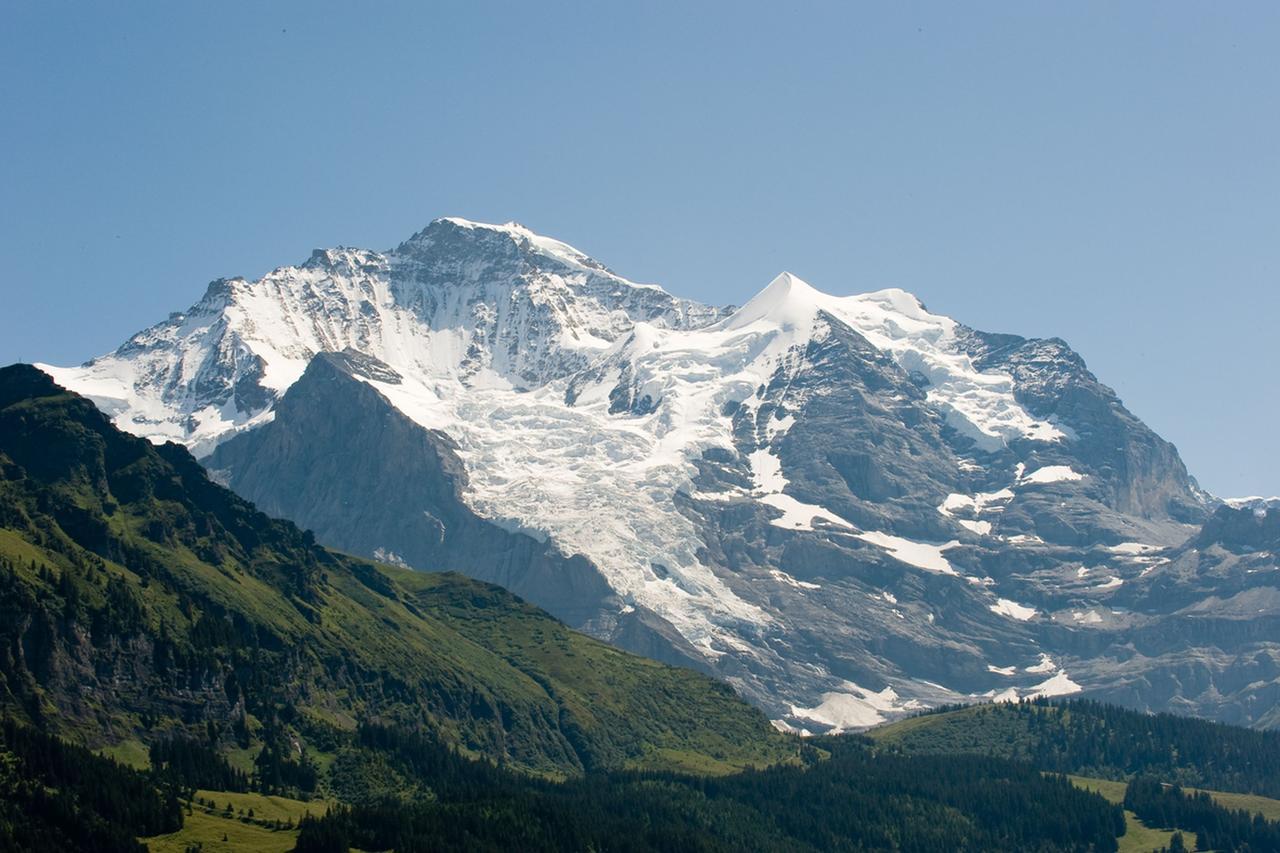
[870,698,1280,797]
[290,733,1125,852]
[0,363,789,783]
[873,700,1280,852]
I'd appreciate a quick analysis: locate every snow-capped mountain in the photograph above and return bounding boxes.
[41,218,1280,729]
[52,218,724,456]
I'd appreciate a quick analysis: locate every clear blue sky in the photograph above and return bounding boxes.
[2,2,1277,497]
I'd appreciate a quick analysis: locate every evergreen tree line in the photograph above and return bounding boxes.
[255,737,320,795]
[149,735,250,793]
[0,719,181,853]
[1124,776,1280,852]
[293,723,1124,853]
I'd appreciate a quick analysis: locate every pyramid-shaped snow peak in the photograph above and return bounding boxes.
[721,272,830,332]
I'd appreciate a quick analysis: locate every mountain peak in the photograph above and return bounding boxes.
[764,271,817,298]
[723,271,829,331]
[435,216,531,234]
[395,216,612,276]
[723,276,935,334]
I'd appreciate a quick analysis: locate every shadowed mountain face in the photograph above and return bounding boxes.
[41,218,1279,729]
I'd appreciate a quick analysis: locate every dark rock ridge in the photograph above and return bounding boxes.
[957,329,1207,524]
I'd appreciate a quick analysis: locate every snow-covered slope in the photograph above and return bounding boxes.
[43,218,1278,729]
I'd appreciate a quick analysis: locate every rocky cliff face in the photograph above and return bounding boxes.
[41,218,1279,728]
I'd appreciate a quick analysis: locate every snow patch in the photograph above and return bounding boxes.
[1027,670,1082,698]
[1108,542,1160,555]
[856,531,960,575]
[988,687,1022,703]
[770,719,813,736]
[789,682,921,732]
[749,449,853,531]
[989,598,1037,621]
[939,488,1015,517]
[1020,465,1085,485]
[1026,654,1058,674]
[770,569,821,590]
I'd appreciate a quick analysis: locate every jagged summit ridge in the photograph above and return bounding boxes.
[40,218,726,454]
[397,217,627,279]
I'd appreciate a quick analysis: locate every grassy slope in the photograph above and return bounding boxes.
[144,790,325,853]
[1067,775,1280,849]
[1197,789,1280,821]
[393,568,787,774]
[0,364,790,781]
[1069,776,1189,853]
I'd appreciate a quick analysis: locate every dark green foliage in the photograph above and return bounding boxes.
[255,738,319,795]
[149,735,249,793]
[0,719,180,852]
[876,698,1280,797]
[295,725,1124,852]
[1124,776,1280,852]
